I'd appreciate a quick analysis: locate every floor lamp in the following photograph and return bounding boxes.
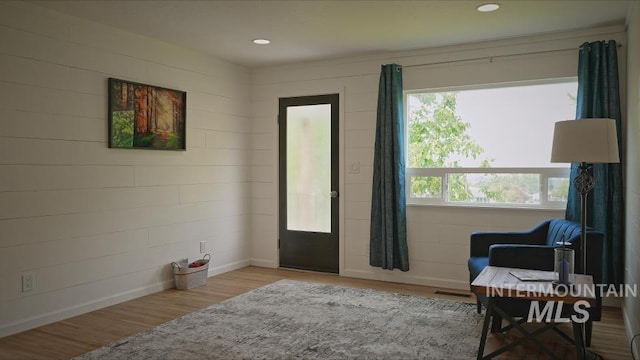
[550,119,620,274]
[550,118,619,360]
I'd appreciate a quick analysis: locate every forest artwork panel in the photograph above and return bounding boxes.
[108,78,186,150]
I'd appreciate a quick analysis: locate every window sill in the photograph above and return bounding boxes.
[406,202,566,212]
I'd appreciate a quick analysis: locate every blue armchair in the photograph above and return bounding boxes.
[468,219,604,346]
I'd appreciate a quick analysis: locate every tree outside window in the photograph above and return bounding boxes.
[406,80,576,207]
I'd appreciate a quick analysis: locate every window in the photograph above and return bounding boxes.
[406,79,577,208]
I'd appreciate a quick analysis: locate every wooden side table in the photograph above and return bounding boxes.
[471,266,598,360]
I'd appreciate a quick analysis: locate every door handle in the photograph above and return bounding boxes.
[330,191,339,198]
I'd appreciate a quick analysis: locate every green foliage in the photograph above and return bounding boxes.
[548,178,570,201]
[449,174,474,202]
[410,176,441,198]
[111,111,134,147]
[408,91,569,205]
[134,133,157,147]
[166,133,184,149]
[479,174,539,204]
[408,92,490,201]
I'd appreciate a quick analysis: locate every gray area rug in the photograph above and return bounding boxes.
[76,280,483,359]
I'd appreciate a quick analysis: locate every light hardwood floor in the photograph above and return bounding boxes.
[0,266,632,359]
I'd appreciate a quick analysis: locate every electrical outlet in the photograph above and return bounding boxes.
[200,241,206,254]
[22,273,34,292]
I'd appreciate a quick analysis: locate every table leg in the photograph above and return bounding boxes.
[477,297,494,360]
[572,319,603,359]
[488,304,559,360]
[573,321,586,360]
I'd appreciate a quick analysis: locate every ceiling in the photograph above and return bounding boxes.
[30,0,632,68]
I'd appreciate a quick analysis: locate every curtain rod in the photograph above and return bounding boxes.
[401,43,623,70]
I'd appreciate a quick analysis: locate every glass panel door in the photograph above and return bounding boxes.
[279,94,339,273]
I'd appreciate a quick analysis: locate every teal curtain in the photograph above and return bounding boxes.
[370,64,409,271]
[566,40,624,285]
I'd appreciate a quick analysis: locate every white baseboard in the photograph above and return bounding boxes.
[622,302,640,360]
[247,263,469,291]
[342,268,469,291]
[207,259,252,277]
[250,258,277,268]
[1,259,252,339]
[0,278,174,339]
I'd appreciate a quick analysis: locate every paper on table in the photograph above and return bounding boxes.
[509,270,557,281]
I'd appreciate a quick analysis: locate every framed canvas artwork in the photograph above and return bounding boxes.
[108,78,186,150]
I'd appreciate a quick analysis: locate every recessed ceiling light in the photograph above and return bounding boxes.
[477,3,500,12]
[253,39,271,45]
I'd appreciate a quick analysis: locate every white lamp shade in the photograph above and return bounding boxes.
[551,118,620,163]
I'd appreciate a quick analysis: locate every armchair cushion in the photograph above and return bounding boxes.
[470,220,550,258]
[488,244,555,271]
[546,219,584,246]
[468,257,489,281]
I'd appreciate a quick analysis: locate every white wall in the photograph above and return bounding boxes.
[250,25,627,290]
[0,2,251,337]
[624,2,640,357]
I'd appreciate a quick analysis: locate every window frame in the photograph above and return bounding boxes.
[406,167,570,209]
[404,79,575,210]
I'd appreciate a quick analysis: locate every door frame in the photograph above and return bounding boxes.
[273,89,345,275]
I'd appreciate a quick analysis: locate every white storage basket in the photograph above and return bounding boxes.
[171,254,210,290]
